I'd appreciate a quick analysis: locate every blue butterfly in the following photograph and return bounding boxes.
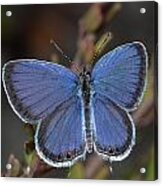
[2,42,148,167]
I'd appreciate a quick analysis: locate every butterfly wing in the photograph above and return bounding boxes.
[2,59,79,124]
[90,42,147,161]
[3,59,86,167]
[35,93,86,167]
[91,42,148,111]
[90,93,135,161]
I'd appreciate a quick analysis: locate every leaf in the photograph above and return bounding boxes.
[67,163,85,179]
[145,147,157,180]
[94,165,110,179]
[91,32,112,64]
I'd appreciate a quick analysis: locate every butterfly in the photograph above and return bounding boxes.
[2,42,148,167]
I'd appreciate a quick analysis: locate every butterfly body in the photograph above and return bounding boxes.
[2,42,148,167]
[79,68,94,153]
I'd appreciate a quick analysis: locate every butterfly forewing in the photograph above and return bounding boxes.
[91,42,148,111]
[3,59,79,123]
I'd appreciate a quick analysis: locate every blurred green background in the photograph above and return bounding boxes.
[1,1,157,180]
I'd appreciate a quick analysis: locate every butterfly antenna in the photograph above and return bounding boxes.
[50,39,72,63]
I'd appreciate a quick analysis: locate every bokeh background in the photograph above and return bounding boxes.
[1,1,157,180]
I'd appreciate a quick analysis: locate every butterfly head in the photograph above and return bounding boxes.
[79,67,91,83]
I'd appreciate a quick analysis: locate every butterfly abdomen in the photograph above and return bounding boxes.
[85,104,94,153]
[85,126,93,153]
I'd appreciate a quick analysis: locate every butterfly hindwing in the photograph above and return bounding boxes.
[2,59,79,124]
[90,93,135,161]
[91,42,148,111]
[35,93,86,167]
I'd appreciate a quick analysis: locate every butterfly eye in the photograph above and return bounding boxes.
[85,72,91,81]
[86,71,91,77]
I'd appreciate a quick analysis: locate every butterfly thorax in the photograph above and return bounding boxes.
[79,69,91,104]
